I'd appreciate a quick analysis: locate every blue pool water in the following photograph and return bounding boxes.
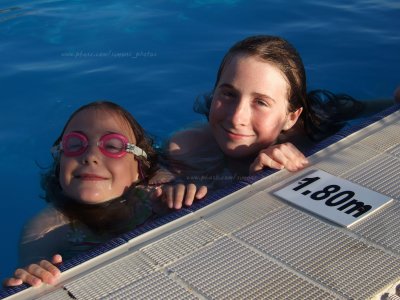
[0,0,399,281]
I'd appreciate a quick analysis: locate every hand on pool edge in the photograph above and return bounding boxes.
[3,254,62,287]
[249,142,309,174]
[154,183,208,210]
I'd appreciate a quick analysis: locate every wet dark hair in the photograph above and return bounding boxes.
[41,101,158,234]
[194,35,364,141]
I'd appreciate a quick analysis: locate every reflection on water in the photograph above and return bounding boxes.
[0,0,399,280]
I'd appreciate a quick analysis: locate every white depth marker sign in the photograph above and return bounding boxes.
[273,170,392,227]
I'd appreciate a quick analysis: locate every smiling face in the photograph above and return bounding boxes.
[209,54,301,158]
[59,108,139,204]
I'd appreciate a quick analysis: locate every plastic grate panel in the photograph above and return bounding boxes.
[64,252,156,300]
[314,142,381,176]
[141,220,223,266]
[101,271,198,300]
[388,144,400,158]
[205,191,284,234]
[37,288,73,300]
[343,153,400,200]
[351,200,400,255]
[170,237,339,300]
[359,123,400,152]
[235,206,400,300]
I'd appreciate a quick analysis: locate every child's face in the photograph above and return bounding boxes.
[59,108,139,204]
[209,54,299,158]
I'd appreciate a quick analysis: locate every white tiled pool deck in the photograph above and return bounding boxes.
[2,105,400,300]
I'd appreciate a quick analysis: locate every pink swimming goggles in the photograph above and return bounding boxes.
[51,132,147,159]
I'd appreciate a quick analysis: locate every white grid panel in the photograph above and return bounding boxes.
[358,122,400,152]
[37,289,72,300]
[205,191,284,234]
[101,271,198,300]
[343,153,400,200]
[64,252,156,300]
[351,200,400,255]
[388,144,400,158]
[170,237,340,300]
[235,206,400,300]
[141,220,223,267]
[313,142,380,176]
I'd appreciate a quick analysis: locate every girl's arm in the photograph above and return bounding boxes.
[18,205,70,266]
[4,205,70,287]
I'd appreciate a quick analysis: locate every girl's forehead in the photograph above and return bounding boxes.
[220,53,290,99]
[222,55,289,90]
[66,108,136,141]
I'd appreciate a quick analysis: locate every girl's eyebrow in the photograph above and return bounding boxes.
[67,130,85,134]
[218,83,276,103]
[217,83,236,90]
[252,92,276,103]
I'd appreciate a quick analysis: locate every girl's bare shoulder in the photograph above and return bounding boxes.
[168,125,215,155]
[20,204,69,244]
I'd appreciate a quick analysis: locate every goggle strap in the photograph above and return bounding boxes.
[126,143,148,159]
[51,144,62,155]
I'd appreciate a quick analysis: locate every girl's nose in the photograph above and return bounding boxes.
[81,144,100,164]
[230,98,250,126]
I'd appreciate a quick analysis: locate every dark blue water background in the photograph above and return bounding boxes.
[0,0,399,280]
